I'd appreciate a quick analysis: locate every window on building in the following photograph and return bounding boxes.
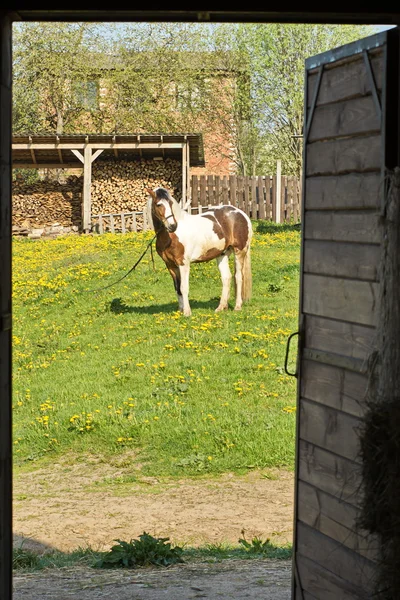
[74,80,99,110]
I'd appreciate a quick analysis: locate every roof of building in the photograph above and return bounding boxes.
[12,132,205,169]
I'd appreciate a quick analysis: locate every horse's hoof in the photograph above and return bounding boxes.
[234,305,242,311]
[215,304,228,312]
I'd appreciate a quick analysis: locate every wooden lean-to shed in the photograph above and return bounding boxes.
[11,132,205,232]
[292,27,400,598]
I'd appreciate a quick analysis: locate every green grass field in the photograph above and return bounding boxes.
[12,221,300,478]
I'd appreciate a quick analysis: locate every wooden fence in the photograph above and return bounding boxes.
[91,173,301,233]
[190,174,301,223]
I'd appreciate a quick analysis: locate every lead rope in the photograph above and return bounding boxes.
[83,233,157,294]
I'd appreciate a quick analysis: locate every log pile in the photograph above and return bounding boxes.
[11,158,182,233]
[91,158,182,214]
[12,176,82,230]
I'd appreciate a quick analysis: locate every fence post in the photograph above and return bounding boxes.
[275,160,281,224]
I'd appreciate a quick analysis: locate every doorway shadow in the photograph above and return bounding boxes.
[13,533,59,555]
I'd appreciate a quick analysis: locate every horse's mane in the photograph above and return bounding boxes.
[158,188,184,220]
[146,187,184,230]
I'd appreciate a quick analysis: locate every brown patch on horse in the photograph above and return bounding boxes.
[193,246,226,263]
[201,207,249,250]
[156,232,185,266]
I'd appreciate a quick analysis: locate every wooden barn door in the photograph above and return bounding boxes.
[292,28,400,599]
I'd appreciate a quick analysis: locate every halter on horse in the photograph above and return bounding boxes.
[147,187,252,317]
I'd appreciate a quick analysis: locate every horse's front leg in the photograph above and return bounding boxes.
[167,265,184,312]
[178,263,191,316]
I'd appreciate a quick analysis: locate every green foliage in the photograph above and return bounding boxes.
[241,23,378,176]
[95,533,184,568]
[12,539,291,572]
[12,22,107,134]
[12,21,379,176]
[13,169,40,185]
[13,548,42,570]
[238,532,292,559]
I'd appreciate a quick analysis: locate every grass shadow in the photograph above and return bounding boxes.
[110,297,219,315]
[255,221,301,234]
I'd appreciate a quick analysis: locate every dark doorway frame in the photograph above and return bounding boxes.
[2,9,400,600]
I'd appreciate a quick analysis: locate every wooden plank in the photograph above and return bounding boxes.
[300,360,369,417]
[298,440,362,505]
[191,174,198,208]
[271,176,276,222]
[306,135,381,176]
[303,240,380,281]
[304,211,381,244]
[258,176,266,219]
[82,146,92,233]
[110,214,115,233]
[297,481,379,561]
[308,96,381,143]
[215,175,220,205]
[251,176,257,219]
[302,349,368,374]
[98,215,104,234]
[200,175,206,208]
[305,172,381,210]
[229,175,237,208]
[207,174,214,206]
[281,175,287,222]
[296,522,376,592]
[291,177,298,222]
[222,175,228,204]
[237,176,244,211]
[244,176,250,216]
[267,176,273,220]
[303,274,379,326]
[307,51,384,107]
[296,554,372,600]
[121,212,126,233]
[299,399,362,463]
[304,315,376,362]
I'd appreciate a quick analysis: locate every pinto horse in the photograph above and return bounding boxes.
[146,187,252,316]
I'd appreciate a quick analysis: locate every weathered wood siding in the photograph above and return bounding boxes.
[292,31,394,599]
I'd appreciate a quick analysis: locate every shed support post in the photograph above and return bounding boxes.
[186,142,191,210]
[83,146,92,233]
[181,144,187,208]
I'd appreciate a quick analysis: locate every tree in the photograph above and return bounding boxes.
[240,23,378,176]
[13,21,379,177]
[13,22,106,134]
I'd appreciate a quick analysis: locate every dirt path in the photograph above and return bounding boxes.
[13,559,292,599]
[13,457,294,599]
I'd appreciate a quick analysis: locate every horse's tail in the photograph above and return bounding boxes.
[242,234,252,302]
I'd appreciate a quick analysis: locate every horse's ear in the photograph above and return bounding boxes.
[146,188,156,200]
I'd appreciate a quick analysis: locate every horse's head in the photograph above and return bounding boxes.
[146,187,178,233]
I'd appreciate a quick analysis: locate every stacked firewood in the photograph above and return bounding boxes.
[11,158,182,231]
[91,158,182,215]
[12,176,82,229]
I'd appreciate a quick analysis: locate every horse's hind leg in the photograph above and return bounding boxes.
[233,250,245,311]
[215,252,232,312]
